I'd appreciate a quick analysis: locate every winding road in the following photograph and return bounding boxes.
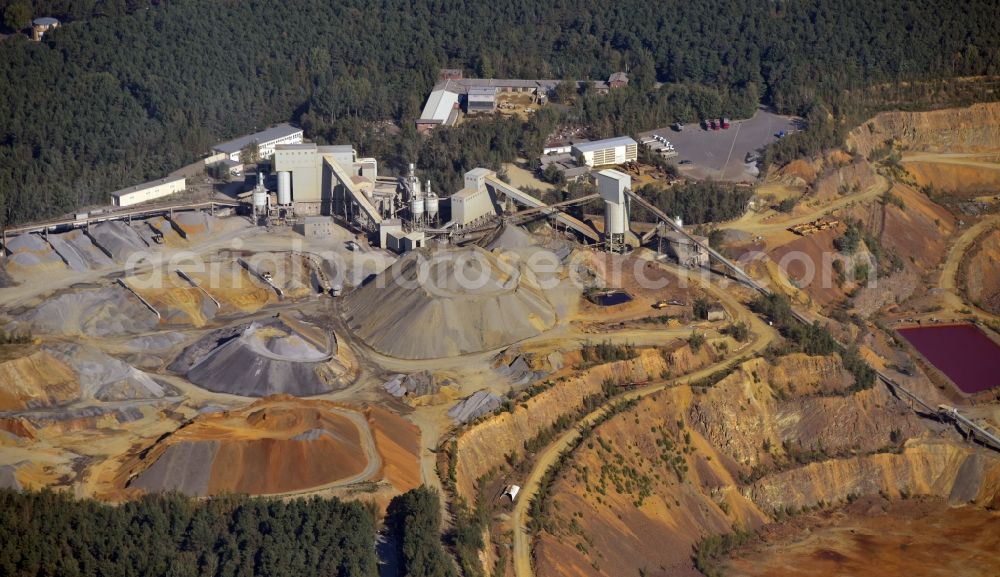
[511,262,777,577]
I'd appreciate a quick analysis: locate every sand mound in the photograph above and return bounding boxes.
[172,213,249,239]
[44,343,174,402]
[169,317,347,397]
[344,246,557,359]
[0,343,170,410]
[88,221,150,263]
[26,287,160,336]
[448,390,502,424]
[46,229,113,272]
[0,348,78,411]
[128,398,368,496]
[4,234,65,273]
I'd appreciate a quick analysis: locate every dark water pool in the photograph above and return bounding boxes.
[592,291,633,306]
[897,324,1000,394]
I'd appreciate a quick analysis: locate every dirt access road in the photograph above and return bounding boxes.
[728,174,889,242]
[510,266,777,577]
[938,214,1000,320]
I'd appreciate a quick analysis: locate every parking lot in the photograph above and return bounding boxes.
[639,108,800,182]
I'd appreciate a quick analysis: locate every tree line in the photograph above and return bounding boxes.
[0,489,377,577]
[0,0,998,226]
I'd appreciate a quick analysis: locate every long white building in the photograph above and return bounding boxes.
[212,123,304,162]
[572,136,638,167]
[109,175,186,207]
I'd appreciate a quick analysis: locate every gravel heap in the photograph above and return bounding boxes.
[169,318,347,397]
[343,246,557,359]
[448,389,503,424]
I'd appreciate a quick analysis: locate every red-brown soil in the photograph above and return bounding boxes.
[725,496,1000,577]
[367,406,422,492]
[960,226,1000,314]
[124,396,369,496]
[0,348,78,411]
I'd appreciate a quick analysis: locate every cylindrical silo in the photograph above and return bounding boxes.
[253,190,268,211]
[604,199,625,235]
[425,193,439,220]
[277,171,291,205]
[410,197,425,220]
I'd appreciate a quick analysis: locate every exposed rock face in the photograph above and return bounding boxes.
[962,227,1000,314]
[812,159,878,201]
[452,345,715,499]
[846,102,1000,156]
[745,440,1000,513]
[688,354,922,468]
[532,353,1000,577]
[343,246,558,359]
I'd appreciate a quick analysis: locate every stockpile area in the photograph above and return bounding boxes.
[168,316,348,397]
[242,252,317,299]
[88,221,150,263]
[125,398,370,496]
[47,229,113,272]
[0,347,78,410]
[171,212,249,239]
[126,271,218,327]
[185,260,274,313]
[3,234,65,275]
[25,286,160,336]
[0,343,173,411]
[343,246,558,359]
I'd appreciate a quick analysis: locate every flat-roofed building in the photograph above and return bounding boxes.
[212,123,303,162]
[296,216,335,237]
[416,89,460,132]
[466,87,497,114]
[572,136,638,167]
[110,176,186,207]
[450,187,494,227]
[272,143,358,215]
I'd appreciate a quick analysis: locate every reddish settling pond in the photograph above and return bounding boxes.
[897,324,1000,394]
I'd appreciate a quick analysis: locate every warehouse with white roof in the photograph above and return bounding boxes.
[572,136,638,167]
[415,89,460,132]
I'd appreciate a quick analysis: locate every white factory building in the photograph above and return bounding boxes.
[109,175,187,208]
[451,168,497,228]
[572,136,638,167]
[212,123,304,162]
[271,143,376,216]
[416,89,460,132]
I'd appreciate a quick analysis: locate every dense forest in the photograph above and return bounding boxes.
[385,487,457,577]
[0,0,998,225]
[0,489,378,577]
[633,181,754,225]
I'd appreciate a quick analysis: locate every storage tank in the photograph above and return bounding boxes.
[252,190,268,210]
[425,193,439,220]
[604,199,626,235]
[674,216,683,229]
[277,171,291,205]
[410,197,425,219]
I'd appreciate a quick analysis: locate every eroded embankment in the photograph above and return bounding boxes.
[532,353,999,577]
[452,345,716,500]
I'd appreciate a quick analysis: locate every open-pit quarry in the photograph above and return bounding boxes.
[2,102,1000,577]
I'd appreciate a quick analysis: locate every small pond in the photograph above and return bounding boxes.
[590,290,633,306]
[897,324,1000,394]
